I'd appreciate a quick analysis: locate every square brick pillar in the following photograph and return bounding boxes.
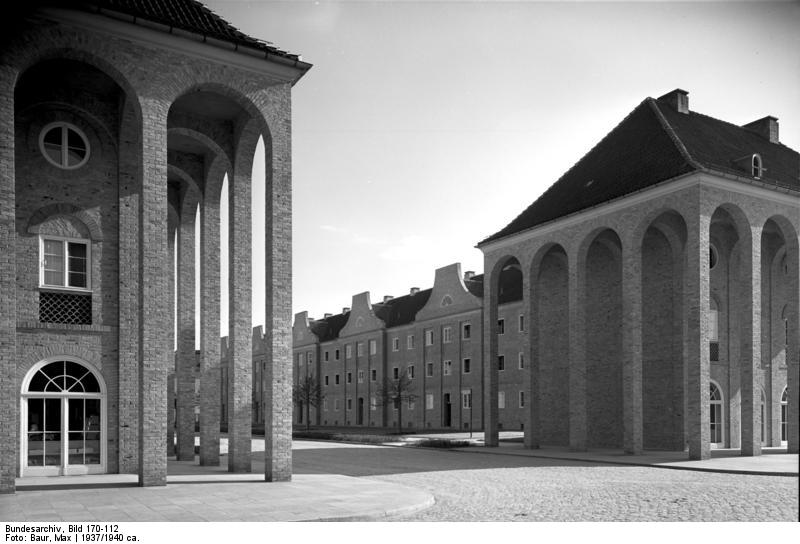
[166,220,176,458]
[0,72,18,494]
[622,240,643,455]
[264,128,293,479]
[568,249,587,451]
[788,242,799,454]
[199,179,222,466]
[686,211,711,461]
[521,271,538,449]
[137,98,170,486]
[227,164,252,473]
[740,231,762,456]
[482,262,500,447]
[118,98,142,474]
[176,201,197,461]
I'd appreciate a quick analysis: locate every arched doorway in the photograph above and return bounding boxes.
[21,359,106,476]
[781,387,788,444]
[710,381,723,447]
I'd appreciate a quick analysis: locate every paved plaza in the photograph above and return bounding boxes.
[2,437,797,522]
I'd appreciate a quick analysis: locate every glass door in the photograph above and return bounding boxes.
[26,397,62,475]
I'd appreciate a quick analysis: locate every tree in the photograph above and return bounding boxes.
[375,372,416,432]
[292,375,324,430]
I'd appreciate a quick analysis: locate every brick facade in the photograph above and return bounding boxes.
[0,2,309,494]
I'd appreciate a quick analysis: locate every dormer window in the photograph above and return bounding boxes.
[751,154,763,179]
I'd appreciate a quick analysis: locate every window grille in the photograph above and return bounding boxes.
[710,342,719,362]
[39,291,91,325]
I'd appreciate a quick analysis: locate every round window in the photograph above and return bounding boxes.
[709,244,718,270]
[39,122,90,170]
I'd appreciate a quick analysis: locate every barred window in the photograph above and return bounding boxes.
[39,291,91,325]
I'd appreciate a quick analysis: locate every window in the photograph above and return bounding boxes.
[407,335,415,350]
[334,374,340,385]
[370,369,377,382]
[425,329,434,346]
[443,360,452,376]
[323,399,328,411]
[393,367,400,380]
[408,398,415,410]
[519,391,525,408]
[369,339,377,355]
[307,352,313,364]
[709,298,719,362]
[370,396,376,411]
[498,355,505,371]
[462,390,472,410]
[334,349,340,360]
[40,122,90,169]
[443,327,453,343]
[358,370,365,383]
[347,398,352,411]
[781,387,788,442]
[407,365,415,379]
[462,323,471,340]
[324,375,329,386]
[498,391,505,409]
[347,372,352,384]
[392,337,400,351]
[519,315,525,332]
[710,382,723,444]
[346,344,352,359]
[40,237,90,290]
[462,358,471,374]
[426,362,434,377]
[334,399,340,411]
[324,351,329,362]
[752,154,763,179]
[498,318,505,335]
[518,352,524,369]
[426,393,434,410]
[299,353,305,365]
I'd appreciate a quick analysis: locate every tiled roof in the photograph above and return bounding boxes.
[481,94,799,245]
[40,0,303,62]
[373,289,432,329]
[311,312,350,343]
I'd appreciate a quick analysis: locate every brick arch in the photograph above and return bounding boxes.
[26,203,102,240]
[168,127,232,172]
[168,164,202,197]
[17,101,119,156]
[574,226,622,270]
[711,202,753,243]
[169,82,268,135]
[631,207,688,256]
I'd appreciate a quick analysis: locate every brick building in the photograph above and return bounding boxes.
[288,90,798,462]
[1,0,309,494]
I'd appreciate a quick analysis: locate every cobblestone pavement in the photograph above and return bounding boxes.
[291,443,798,522]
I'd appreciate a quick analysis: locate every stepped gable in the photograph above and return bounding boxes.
[481,90,799,245]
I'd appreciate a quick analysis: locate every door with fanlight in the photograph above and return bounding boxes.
[21,359,105,476]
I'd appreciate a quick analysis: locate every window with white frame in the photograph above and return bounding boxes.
[498,391,505,409]
[498,355,505,371]
[407,365,414,379]
[392,337,400,351]
[40,237,90,290]
[518,352,524,369]
[498,318,505,335]
[307,352,313,364]
[443,327,452,343]
[443,360,452,376]
[334,349,340,360]
[519,391,525,408]
[407,335,415,350]
[426,393,434,410]
[299,353,305,365]
[323,399,329,411]
[462,358,471,374]
[462,390,472,409]
[358,370,365,383]
[357,343,364,356]
[424,329,434,346]
[345,344,352,359]
[426,362,433,377]
[752,154,763,179]
[407,398,415,410]
[462,322,471,340]
[370,396,376,411]
[369,339,377,355]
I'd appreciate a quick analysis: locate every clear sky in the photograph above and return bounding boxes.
[202,0,800,328]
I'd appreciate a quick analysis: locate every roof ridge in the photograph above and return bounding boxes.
[647,97,704,172]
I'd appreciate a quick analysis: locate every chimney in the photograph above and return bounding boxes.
[410,287,420,295]
[657,88,689,114]
[342,307,350,314]
[464,270,475,281]
[324,313,332,318]
[742,116,779,144]
[383,295,393,303]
